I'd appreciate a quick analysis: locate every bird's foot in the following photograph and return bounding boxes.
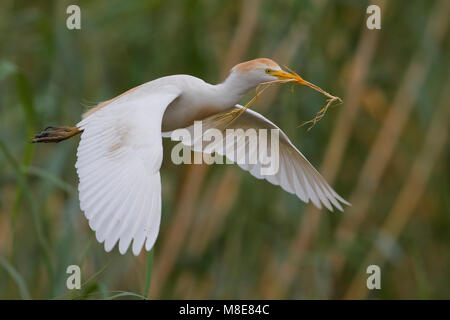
[32,126,82,143]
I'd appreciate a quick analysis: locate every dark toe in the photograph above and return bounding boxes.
[34,132,50,138]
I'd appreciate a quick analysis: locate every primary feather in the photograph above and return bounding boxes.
[166,105,349,212]
[76,84,180,255]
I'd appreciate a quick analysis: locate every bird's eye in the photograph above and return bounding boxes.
[265,68,271,74]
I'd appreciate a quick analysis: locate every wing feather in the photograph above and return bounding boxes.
[76,86,180,255]
[165,105,349,211]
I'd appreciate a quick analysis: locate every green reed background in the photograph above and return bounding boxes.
[0,0,449,299]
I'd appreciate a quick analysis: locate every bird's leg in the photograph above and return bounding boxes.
[32,126,82,143]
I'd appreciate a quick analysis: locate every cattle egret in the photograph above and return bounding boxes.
[33,58,349,255]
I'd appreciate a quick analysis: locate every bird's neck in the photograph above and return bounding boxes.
[210,72,255,109]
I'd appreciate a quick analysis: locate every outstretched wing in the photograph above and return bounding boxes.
[166,105,349,211]
[76,86,180,255]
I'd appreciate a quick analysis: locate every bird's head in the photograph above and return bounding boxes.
[231,58,309,88]
[230,58,341,104]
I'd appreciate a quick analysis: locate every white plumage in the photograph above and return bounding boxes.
[170,105,349,211]
[69,58,350,255]
[76,86,180,255]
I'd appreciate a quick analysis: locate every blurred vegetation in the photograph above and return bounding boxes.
[0,0,449,299]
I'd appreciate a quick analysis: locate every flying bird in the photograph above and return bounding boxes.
[33,58,349,256]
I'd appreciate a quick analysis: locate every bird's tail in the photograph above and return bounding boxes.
[32,126,82,143]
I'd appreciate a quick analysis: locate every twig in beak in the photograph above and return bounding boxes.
[298,97,342,131]
[283,64,343,130]
[222,68,342,132]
